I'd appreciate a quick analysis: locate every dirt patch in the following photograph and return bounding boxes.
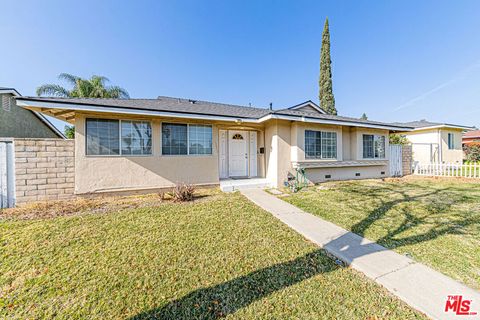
[0,189,217,221]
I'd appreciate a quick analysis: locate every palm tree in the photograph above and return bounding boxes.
[36,73,129,98]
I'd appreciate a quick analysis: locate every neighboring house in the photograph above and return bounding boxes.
[16,96,412,193]
[396,120,475,164]
[463,130,480,146]
[0,87,65,138]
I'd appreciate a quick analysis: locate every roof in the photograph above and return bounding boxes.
[394,120,475,131]
[463,130,480,138]
[0,88,66,138]
[287,100,326,114]
[15,95,414,131]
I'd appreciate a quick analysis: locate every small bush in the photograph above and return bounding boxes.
[464,144,480,162]
[171,183,196,202]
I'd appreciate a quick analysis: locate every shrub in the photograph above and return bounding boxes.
[171,183,195,202]
[389,134,409,145]
[464,144,480,162]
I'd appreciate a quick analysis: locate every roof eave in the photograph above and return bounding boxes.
[16,98,413,131]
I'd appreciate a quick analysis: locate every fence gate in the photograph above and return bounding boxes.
[0,140,15,208]
[389,144,403,177]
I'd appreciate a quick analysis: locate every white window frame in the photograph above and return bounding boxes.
[161,122,213,156]
[85,118,153,157]
[304,130,337,160]
[362,134,386,159]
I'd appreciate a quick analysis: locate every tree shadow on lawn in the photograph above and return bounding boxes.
[345,183,478,251]
[130,249,336,320]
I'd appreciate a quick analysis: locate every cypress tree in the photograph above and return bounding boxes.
[360,113,368,120]
[319,18,337,115]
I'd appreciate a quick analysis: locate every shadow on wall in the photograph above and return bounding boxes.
[129,249,336,320]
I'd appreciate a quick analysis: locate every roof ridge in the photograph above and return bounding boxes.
[156,95,269,111]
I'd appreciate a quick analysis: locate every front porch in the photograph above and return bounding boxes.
[219,178,271,192]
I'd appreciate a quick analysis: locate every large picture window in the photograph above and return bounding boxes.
[162,123,212,155]
[363,134,386,159]
[86,118,152,156]
[305,130,337,159]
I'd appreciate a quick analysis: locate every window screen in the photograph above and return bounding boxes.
[162,123,188,155]
[305,130,337,159]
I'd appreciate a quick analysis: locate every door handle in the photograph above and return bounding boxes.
[245,153,248,159]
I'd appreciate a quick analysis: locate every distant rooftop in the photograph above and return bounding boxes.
[394,119,475,130]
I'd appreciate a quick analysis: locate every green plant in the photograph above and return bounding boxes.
[64,125,75,139]
[36,73,129,98]
[389,134,409,145]
[464,144,480,162]
[171,182,195,202]
[319,18,336,115]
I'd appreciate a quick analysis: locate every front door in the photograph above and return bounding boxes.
[228,130,248,177]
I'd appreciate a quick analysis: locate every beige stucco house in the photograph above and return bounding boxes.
[16,96,412,194]
[396,120,475,164]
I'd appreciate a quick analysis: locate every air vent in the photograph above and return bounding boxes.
[355,173,361,177]
[325,174,331,179]
[381,171,385,175]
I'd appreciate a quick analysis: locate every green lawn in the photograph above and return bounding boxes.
[282,177,480,289]
[0,189,425,319]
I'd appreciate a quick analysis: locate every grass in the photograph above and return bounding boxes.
[0,189,426,319]
[282,177,480,289]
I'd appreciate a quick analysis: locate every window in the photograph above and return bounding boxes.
[363,134,386,159]
[86,118,152,156]
[162,123,212,155]
[305,130,337,159]
[189,124,212,155]
[121,121,152,155]
[448,133,455,149]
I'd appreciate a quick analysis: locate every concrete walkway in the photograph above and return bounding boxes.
[241,189,480,320]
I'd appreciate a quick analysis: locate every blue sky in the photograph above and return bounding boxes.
[1,0,479,131]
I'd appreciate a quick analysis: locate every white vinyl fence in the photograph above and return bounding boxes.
[389,144,403,177]
[414,162,480,179]
[0,140,15,208]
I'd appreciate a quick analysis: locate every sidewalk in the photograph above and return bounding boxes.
[241,189,480,320]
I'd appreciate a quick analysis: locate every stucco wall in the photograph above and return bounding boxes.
[75,114,223,194]
[14,138,75,203]
[264,120,293,188]
[304,165,389,183]
[405,128,463,163]
[0,93,59,138]
[440,129,463,163]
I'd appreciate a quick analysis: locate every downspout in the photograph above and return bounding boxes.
[438,129,443,163]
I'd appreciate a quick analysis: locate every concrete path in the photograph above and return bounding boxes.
[241,189,480,320]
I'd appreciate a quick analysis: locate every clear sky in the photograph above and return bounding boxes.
[1,0,479,131]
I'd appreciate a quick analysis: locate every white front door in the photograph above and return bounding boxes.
[229,130,248,177]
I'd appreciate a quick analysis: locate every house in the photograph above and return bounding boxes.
[0,87,65,138]
[463,130,480,146]
[15,96,412,194]
[396,120,475,164]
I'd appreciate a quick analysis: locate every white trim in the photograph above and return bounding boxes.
[16,98,415,131]
[258,114,413,131]
[411,124,475,131]
[288,101,326,114]
[249,131,257,177]
[219,130,228,178]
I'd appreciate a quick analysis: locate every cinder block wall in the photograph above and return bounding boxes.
[14,139,75,204]
[402,144,413,176]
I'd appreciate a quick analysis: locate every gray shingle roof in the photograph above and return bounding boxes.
[16,95,412,129]
[394,120,474,129]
